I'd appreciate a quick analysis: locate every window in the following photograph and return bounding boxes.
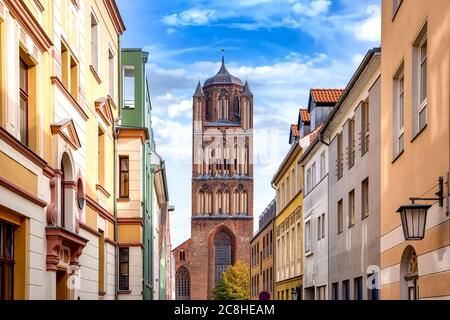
[305,220,311,253]
[108,49,115,98]
[0,221,14,300]
[362,178,369,219]
[180,249,186,262]
[342,280,350,300]
[354,277,363,300]
[393,61,405,157]
[412,23,428,136]
[317,215,322,241]
[176,267,190,300]
[320,152,326,179]
[19,59,29,146]
[348,190,355,227]
[296,222,300,260]
[337,133,343,179]
[214,232,232,285]
[393,0,403,18]
[306,168,311,194]
[269,230,273,256]
[291,169,295,198]
[119,156,129,198]
[337,199,343,234]
[281,182,285,208]
[332,283,339,300]
[123,67,135,108]
[286,177,290,203]
[98,231,105,294]
[119,247,129,291]
[368,273,379,300]
[361,99,370,155]
[90,12,99,72]
[296,162,301,192]
[98,127,105,186]
[348,118,355,169]
[311,162,316,188]
[317,286,326,300]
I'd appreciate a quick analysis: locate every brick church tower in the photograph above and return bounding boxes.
[173,54,254,300]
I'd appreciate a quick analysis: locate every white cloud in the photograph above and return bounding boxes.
[168,99,192,118]
[292,0,331,17]
[166,28,177,35]
[162,9,217,27]
[352,5,381,42]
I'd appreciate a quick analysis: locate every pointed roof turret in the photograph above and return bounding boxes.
[242,81,253,96]
[204,50,243,87]
[193,81,205,97]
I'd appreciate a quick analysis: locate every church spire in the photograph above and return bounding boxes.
[193,81,205,97]
[242,81,253,96]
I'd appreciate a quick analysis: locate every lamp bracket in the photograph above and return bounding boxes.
[410,176,444,208]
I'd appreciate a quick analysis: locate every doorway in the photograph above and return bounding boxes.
[56,270,69,300]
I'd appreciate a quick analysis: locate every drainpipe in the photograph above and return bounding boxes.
[114,36,122,301]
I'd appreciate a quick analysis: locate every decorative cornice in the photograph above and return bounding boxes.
[102,0,126,36]
[90,65,102,84]
[96,184,111,198]
[0,176,47,208]
[0,127,47,169]
[95,97,114,127]
[51,119,82,150]
[32,0,44,12]
[51,77,89,121]
[118,217,144,226]
[86,195,115,224]
[4,0,53,52]
[79,222,101,237]
[118,242,144,249]
[46,226,88,271]
[116,128,149,145]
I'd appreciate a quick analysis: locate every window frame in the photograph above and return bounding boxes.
[19,59,29,146]
[118,247,129,291]
[337,199,344,234]
[123,66,136,109]
[362,178,370,219]
[90,10,100,73]
[348,189,355,228]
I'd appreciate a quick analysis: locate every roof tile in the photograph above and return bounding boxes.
[311,89,344,104]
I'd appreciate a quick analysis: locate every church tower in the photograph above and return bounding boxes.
[183,54,254,300]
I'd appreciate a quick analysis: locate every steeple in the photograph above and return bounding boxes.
[193,81,205,97]
[204,50,243,87]
[242,81,253,96]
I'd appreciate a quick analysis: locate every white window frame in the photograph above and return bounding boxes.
[90,10,99,73]
[123,66,136,109]
[417,35,428,131]
[393,61,405,157]
[305,219,312,254]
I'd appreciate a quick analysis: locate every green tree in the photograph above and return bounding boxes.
[211,261,250,300]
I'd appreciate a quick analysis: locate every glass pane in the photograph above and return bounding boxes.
[5,263,13,300]
[5,224,13,259]
[124,68,135,106]
[20,97,27,145]
[119,262,128,274]
[419,106,427,131]
[19,60,28,91]
[120,158,129,171]
[399,93,404,128]
[421,59,427,103]
[0,222,3,257]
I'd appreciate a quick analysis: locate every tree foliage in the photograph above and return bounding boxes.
[211,261,250,300]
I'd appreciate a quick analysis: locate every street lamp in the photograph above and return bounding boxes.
[291,286,301,301]
[397,177,445,241]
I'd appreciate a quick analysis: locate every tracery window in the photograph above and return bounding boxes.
[214,232,232,285]
[176,267,190,300]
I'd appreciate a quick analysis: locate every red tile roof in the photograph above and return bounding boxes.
[300,109,310,123]
[291,124,299,138]
[311,89,344,104]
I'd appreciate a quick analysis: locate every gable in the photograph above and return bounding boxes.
[51,119,81,150]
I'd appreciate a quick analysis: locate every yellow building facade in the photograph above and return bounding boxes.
[0,0,124,300]
[273,142,303,300]
[250,200,275,300]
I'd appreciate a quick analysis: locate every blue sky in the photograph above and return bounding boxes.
[116,0,381,248]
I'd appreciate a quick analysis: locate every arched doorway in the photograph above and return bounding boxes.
[214,231,233,285]
[400,246,419,300]
[176,267,190,300]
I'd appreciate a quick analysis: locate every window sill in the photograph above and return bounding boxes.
[90,65,102,84]
[411,124,428,144]
[348,222,355,229]
[117,197,130,203]
[117,290,131,295]
[392,149,404,164]
[361,214,369,221]
[305,250,313,257]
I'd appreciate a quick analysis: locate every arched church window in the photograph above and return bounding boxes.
[214,232,233,285]
[176,267,190,300]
